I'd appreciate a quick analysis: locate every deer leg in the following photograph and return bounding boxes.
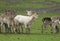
[13,25,18,34]
[8,26,11,33]
[4,23,9,33]
[14,21,20,34]
[21,24,23,33]
[53,25,58,33]
[7,23,11,33]
[27,24,30,34]
[17,24,20,34]
[25,24,28,34]
[50,24,53,33]
[14,24,18,34]
[55,25,59,33]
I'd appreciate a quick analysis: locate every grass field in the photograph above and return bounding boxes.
[0,0,60,41]
[0,13,60,41]
[0,0,60,11]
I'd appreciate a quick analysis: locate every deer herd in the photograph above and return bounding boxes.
[0,10,60,34]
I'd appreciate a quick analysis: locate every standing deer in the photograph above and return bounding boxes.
[0,10,17,33]
[42,17,59,33]
[14,12,38,34]
[51,16,60,33]
[42,17,53,33]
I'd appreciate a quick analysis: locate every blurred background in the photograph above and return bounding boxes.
[0,0,60,14]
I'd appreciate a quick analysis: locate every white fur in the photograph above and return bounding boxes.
[26,10,32,16]
[51,16,60,24]
[14,13,38,28]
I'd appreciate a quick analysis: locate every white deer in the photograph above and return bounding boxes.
[26,10,32,16]
[14,12,38,33]
[26,10,36,16]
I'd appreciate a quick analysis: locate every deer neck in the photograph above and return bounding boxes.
[29,15,35,22]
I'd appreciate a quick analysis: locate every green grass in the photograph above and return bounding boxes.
[25,0,60,2]
[0,34,60,41]
[0,3,54,11]
[0,0,60,41]
[0,13,60,41]
[0,0,60,10]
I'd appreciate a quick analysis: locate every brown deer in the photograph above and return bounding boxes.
[0,10,18,33]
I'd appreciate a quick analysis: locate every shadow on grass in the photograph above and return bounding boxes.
[0,32,59,35]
